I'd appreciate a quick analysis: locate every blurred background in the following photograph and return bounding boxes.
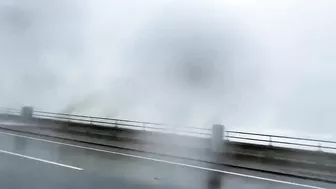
[0,0,335,140]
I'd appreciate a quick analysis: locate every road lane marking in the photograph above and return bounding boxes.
[0,149,83,171]
[0,130,326,189]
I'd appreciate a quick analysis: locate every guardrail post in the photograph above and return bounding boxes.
[269,136,272,146]
[318,143,322,151]
[212,124,224,153]
[226,131,229,141]
[21,106,33,118]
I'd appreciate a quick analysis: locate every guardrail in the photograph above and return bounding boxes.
[0,107,211,137]
[0,107,336,153]
[226,131,336,153]
[0,107,21,115]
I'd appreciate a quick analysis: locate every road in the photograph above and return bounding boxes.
[0,129,334,189]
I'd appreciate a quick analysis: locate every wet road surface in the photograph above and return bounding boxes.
[0,129,334,189]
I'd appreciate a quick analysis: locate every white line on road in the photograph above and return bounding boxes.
[0,149,83,171]
[0,130,326,189]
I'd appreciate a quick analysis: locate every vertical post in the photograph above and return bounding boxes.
[212,124,224,153]
[318,143,322,151]
[21,106,33,118]
[269,136,272,146]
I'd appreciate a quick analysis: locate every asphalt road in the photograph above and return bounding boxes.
[0,129,334,189]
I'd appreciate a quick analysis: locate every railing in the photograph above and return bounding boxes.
[0,107,21,115]
[0,107,211,137]
[226,131,336,153]
[0,107,336,153]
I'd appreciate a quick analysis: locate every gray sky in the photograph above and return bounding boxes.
[0,0,335,139]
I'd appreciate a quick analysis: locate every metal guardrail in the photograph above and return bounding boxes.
[0,107,21,115]
[0,107,211,137]
[34,110,212,136]
[0,107,336,152]
[226,131,336,152]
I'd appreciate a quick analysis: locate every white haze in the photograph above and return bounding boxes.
[0,0,335,140]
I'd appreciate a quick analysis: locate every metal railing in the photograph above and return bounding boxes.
[0,107,336,152]
[0,107,211,137]
[0,107,21,115]
[226,131,336,152]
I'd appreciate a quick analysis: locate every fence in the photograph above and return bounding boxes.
[0,107,211,137]
[226,131,336,153]
[0,107,336,153]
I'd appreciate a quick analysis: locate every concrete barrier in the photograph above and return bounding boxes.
[20,106,33,118]
[211,124,224,153]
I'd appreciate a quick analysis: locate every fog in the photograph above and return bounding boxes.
[0,0,335,140]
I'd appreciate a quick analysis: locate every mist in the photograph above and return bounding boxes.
[0,0,335,140]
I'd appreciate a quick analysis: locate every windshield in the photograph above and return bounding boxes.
[0,1,335,189]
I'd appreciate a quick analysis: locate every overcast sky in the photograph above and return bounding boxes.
[0,0,335,139]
